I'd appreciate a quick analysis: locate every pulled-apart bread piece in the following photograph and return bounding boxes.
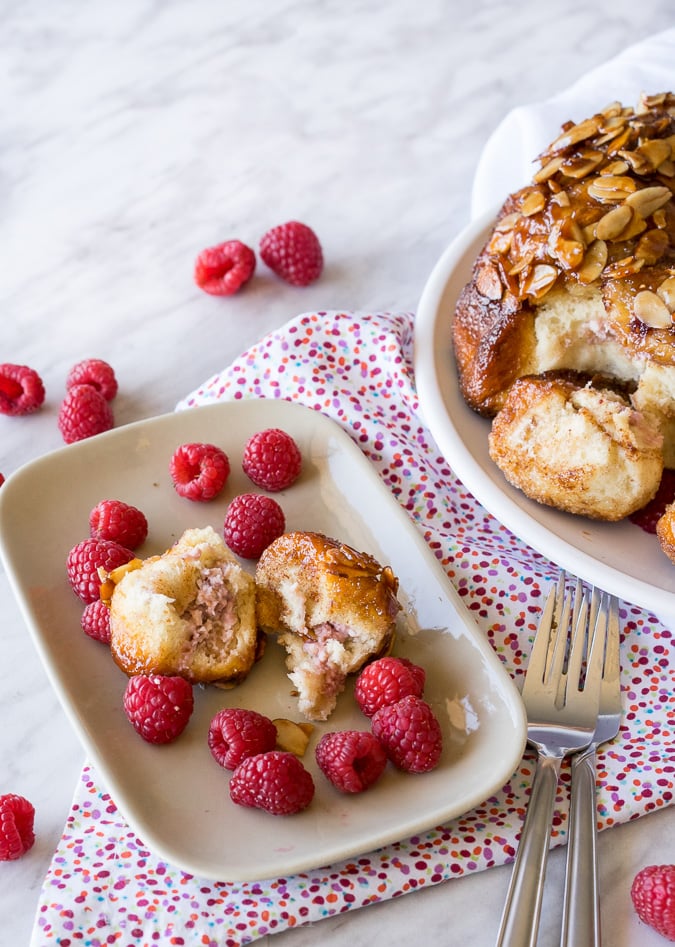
[110,526,259,684]
[488,372,664,520]
[453,93,675,491]
[255,531,401,721]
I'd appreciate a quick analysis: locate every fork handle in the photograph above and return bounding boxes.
[561,746,600,947]
[496,753,562,947]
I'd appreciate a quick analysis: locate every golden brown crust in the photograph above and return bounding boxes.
[255,531,400,720]
[453,93,675,419]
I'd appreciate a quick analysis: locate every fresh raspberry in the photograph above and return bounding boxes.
[229,751,315,815]
[194,240,256,296]
[223,493,285,559]
[66,537,135,603]
[354,656,426,717]
[371,695,443,774]
[89,499,148,550]
[66,358,118,400]
[259,221,323,286]
[208,708,277,770]
[169,442,230,501]
[242,427,302,491]
[0,473,4,487]
[0,363,45,415]
[315,730,387,793]
[81,599,112,644]
[123,674,194,744]
[0,793,36,860]
[631,864,675,941]
[58,384,114,443]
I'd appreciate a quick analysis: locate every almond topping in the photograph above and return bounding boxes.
[636,138,672,170]
[533,155,563,183]
[626,185,672,218]
[603,255,644,280]
[547,116,601,154]
[577,239,608,284]
[657,277,675,312]
[633,290,673,328]
[494,211,521,233]
[587,175,637,203]
[595,204,632,241]
[521,263,558,300]
[476,263,503,300]
[520,190,546,216]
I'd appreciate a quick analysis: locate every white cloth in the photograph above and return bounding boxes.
[471,27,675,219]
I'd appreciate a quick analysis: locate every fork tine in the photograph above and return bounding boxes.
[525,580,557,687]
[577,587,608,698]
[547,573,572,688]
[604,594,621,687]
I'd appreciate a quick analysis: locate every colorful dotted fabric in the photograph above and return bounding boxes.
[32,311,674,947]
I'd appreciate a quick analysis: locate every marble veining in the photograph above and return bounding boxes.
[2,1,674,945]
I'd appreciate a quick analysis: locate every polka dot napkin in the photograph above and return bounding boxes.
[32,310,674,947]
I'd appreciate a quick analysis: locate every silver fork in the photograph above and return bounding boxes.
[561,592,622,946]
[496,573,608,947]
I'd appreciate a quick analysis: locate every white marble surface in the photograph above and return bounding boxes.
[1,1,674,945]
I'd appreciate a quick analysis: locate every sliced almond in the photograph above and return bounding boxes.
[561,151,604,180]
[273,718,314,756]
[494,211,521,233]
[577,239,608,283]
[521,263,558,300]
[603,255,645,280]
[587,175,637,203]
[595,204,633,241]
[633,290,673,328]
[626,185,672,218]
[476,263,503,300]
[547,116,601,154]
[534,155,564,183]
[601,159,629,176]
[520,190,546,216]
[657,276,675,311]
[636,138,672,170]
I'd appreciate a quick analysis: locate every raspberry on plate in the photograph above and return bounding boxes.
[242,427,302,492]
[354,656,426,717]
[631,864,675,941]
[194,239,256,296]
[66,537,135,603]
[208,707,277,770]
[169,442,230,501]
[259,221,323,286]
[229,751,315,815]
[89,498,148,550]
[58,384,114,443]
[80,599,112,644]
[315,730,387,793]
[0,793,36,861]
[371,695,443,774]
[66,358,118,401]
[223,493,285,559]
[0,363,45,415]
[123,674,194,744]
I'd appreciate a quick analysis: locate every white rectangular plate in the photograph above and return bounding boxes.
[0,398,526,881]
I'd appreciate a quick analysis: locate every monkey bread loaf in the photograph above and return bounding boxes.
[453,92,675,519]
